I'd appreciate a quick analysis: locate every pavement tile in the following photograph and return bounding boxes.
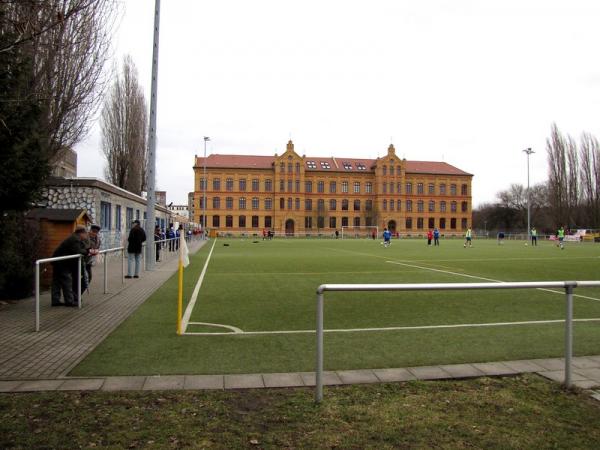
[12,379,65,392]
[143,375,185,391]
[224,374,264,389]
[0,380,22,392]
[373,368,416,383]
[588,356,600,364]
[571,357,600,369]
[502,360,547,373]
[573,368,600,379]
[408,366,452,380]
[102,376,146,391]
[472,362,519,376]
[531,358,565,371]
[184,375,224,390]
[58,378,104,391]
[336,370,380,385]
[300,371,343,386]
[440,364,486,378]
[573,380,600,389]
[262,373,304,388]
[536,370,588,383]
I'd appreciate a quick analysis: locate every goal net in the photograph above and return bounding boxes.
[340,226,379,239]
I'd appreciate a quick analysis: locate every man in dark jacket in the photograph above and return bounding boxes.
[126,220,146,279]
[51,226,89,306]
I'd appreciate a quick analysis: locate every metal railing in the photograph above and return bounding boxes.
[315,280,600,403]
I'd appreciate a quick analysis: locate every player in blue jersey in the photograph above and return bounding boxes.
[383,228,392,248]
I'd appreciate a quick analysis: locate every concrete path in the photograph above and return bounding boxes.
[0,239,206,380]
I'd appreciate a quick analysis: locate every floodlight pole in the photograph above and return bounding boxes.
[523,148,534,244]
[203,136,210,239]
[145,0,161,270]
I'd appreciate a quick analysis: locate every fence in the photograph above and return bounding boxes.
[314,280,600,403]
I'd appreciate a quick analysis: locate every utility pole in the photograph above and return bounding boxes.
[145,0,161,270]
[523,147,535,244]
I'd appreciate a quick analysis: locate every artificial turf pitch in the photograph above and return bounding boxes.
[72,237,600,376]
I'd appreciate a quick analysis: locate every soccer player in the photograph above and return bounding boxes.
[464,227,473,248]
[531,227,537,246]
[557,226,565,249]
[383,228,392,248]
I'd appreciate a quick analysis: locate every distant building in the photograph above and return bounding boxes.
[156,191,167,207]
[50,148,77,178]
[192,140,473,235]
[188,192,195,222]
[168,204,190,226]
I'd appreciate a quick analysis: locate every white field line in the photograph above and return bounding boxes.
[386,260,600,303]
[187,321,243,333]
[181,317,600,336]
[181,239,217,333]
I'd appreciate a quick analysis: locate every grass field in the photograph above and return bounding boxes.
[72,237,600,376]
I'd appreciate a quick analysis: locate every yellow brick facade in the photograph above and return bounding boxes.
[193,141,472,236]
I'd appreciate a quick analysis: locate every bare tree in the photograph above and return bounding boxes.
[101,55,148,195]
[546,123,569,227]
[580,132,600,227]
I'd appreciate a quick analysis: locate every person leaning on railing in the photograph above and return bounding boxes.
[51,226,89,307]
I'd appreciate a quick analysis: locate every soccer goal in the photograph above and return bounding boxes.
[340,226,379,239]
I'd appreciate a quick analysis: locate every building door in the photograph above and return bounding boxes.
[285,219,295,236]
[387,220,397,233]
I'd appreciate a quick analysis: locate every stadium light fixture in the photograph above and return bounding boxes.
[523,148,535,244]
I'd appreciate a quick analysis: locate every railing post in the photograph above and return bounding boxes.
[316,291,324,403]
[121,248,125,284]
[564,284,574,389]
[103,253,108,294]
[35,262,40,332]
[77,255,82,308]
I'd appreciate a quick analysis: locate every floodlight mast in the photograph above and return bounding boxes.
[523,148,535,244]
[203,137,210,239]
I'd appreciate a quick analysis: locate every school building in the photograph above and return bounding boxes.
[192,141,472,236]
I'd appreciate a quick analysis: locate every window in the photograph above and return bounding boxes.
[428,183,435,194]
[279,180,285,192]
[462,184,468,196]
[287,198,292,210]
[341,217,349,227]
[280,162,285,173]
[320,161,331,169]
[451,184,457,195]
[342,199,349,210]
[305,199,312,211]
[265,198,272,210]
[440,184,446,195]
[417,200,424,212]
[343,162,352,170]
[226,197,233,209]
[252,197,259,210]
[295,180,300,193]
[440,201,446,212]
[451,218,457,229]
[239,179,246,191]
[115,205,121,231]
[136,210,140,220]
[397,183,402,194]
[329,217,336,229]
[239,215,246,228]
[280,198,285,209]
[406,182,413,194]
[317,199,325,211]
[366,182,372,193]
[428,218,435,229]
[213,215,220,227]
[353,200,360,211]
[265,179,273,192]
[366,200,373,211]
[226,178,233,191]
[390,200,394,211]
[265,216,272,228]
[382,165,387,175]
[357,163,366,170]
[353,182,360,193]
[213,178,220,190]
[126,207,133,230]
[287,163,292,174]
[417,183,424,194]
[101,201,111,230]
[451,201,457,212]
[239,197,246,209]
[199,178,206,190]
[306,161,317,169]
[288,180,293,192]
[406,217,412,229]
[461,201,468,212]
[296,162,300,174]
[199,197,204,209]
[252,216,259,228]
[295,198,300,210]
[396,199,401,212]
[212,197,220,209]
[317,181,325,193]
[389,166,394,176]
[342,181,348,193]
[417,218,424,229]
[329,181,336,193]
[440,218,446,229]
[429,200,435,212]
[305,181,312,192]
[383,199,387,211]
[389,182,394,194]
[406,200,413,212]
[366,217,372,226]
[354,217,360,227]
[330,199,337,210]
[226,215,233,227]
[305,216,312,229]
[252,179,259,191]
[383,183,387,194]
[317,216,325,228]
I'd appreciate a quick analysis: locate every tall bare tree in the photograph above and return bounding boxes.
[101,55,148,195]
[580,132,600,227]
[546,123,570,227]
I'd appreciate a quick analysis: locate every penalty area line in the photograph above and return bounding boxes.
[181,318,600,336]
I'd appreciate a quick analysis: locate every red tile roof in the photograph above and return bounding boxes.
[194,154,471,176]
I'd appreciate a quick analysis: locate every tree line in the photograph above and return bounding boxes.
[474,124,600,234]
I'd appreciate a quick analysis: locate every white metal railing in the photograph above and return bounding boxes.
[314,281,600,403]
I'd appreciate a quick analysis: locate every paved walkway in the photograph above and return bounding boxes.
[0,239,206,380]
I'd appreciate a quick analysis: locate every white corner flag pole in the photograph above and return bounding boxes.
[177,233,189,335]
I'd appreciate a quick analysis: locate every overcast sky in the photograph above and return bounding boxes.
[75,0,600,206]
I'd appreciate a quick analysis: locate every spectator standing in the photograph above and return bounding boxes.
[85,224,101,283]
[427,229,433,246]
[154,225,161,262]
[125,220,146,279]
[51,226,89,307]
[433,228,440,246]
[167,225,175,252]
